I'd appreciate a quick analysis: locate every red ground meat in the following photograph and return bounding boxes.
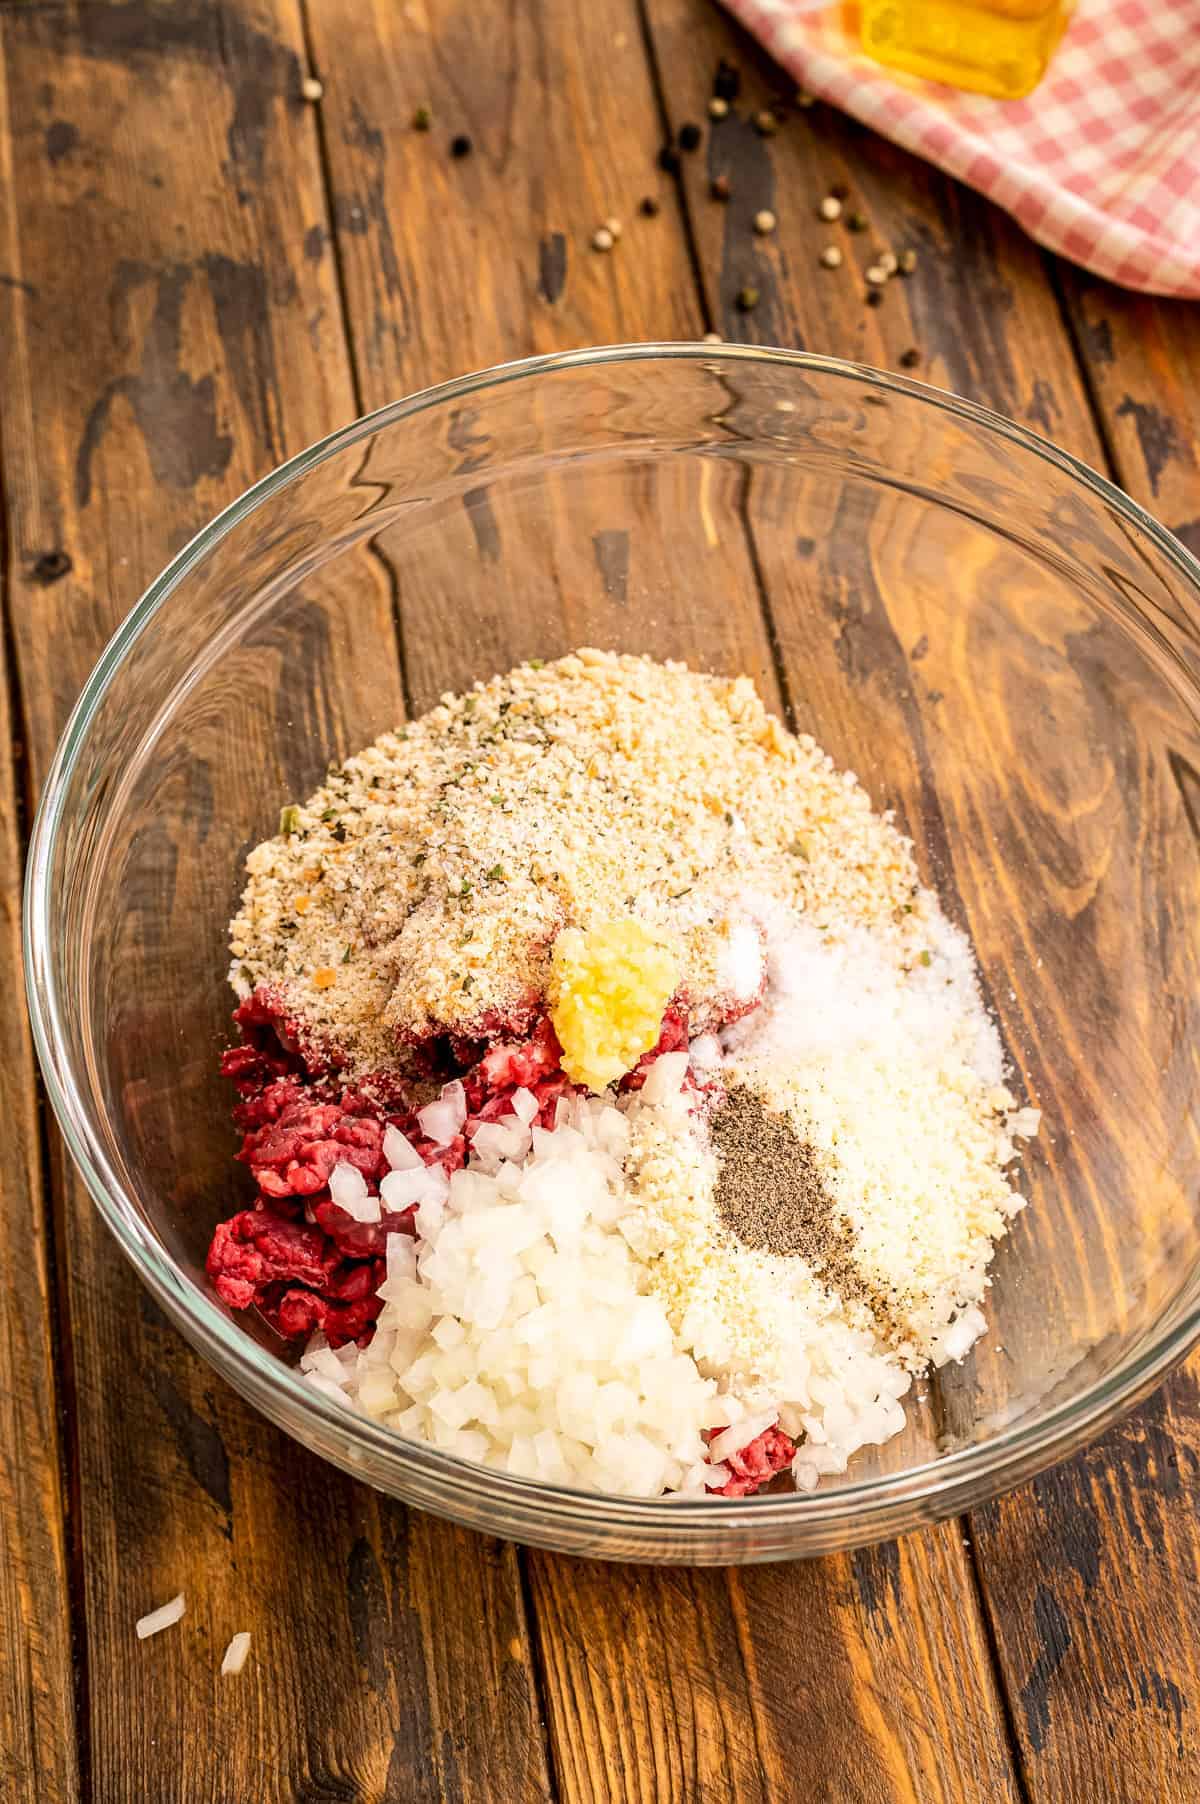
[239,1097,387,1197]
[209,985,784,1498]
[621,1005,690,1092]
[209,1000,583,1348]
[261,1269,385,1347]
[471,1015,563,1098]
[712,1426,797,1497]
[220,989,316,1092]
[310,1196,416,1260]
[207,1209,338,1309]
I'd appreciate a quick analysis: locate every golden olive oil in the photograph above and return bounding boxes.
[860,0,1071,99]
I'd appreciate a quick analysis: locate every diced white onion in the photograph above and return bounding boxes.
[510,1086,538,1125]
[330,1160,380,1222]
[384,1124,422,1170]
[417,1080,467,1145]
[221,1631,252,1676]
[381,1163,449,1212]
[641,1051,689,1106]
[136,1594,185,1640]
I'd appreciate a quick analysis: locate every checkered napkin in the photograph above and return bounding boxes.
[722,0,1200,296]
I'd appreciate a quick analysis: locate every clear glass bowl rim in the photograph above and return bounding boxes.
[24,340,1200,1541]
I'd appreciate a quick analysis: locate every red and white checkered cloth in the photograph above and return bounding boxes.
[722,0,1200,296]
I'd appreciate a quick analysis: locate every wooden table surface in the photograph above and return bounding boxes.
[2,3,1198,1800]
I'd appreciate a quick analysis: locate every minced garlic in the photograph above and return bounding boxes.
[549,919,678,1091]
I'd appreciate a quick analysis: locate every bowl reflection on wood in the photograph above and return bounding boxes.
[24,345,1200,1561]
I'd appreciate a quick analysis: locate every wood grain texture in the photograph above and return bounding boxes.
[528,1526,1022,1804]
[3,2,1198,1801]
[0,327,79,1800]
[644,0,1104,452]
[308,6,1022,1801]
[965,270,1200,1803]
[640,18,1200,1804]
[0,5,549,1799]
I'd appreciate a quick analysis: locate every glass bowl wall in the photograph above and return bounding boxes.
[25,347,1200,1561]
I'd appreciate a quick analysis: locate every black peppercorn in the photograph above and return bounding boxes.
[714,59,741,102]
[657,145,681,175]
[678,122,703,152]
[450,134,472,158]
[639,195,661,217]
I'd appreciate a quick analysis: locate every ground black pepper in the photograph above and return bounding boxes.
[711,1086,902,1337]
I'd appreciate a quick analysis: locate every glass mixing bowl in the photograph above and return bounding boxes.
[25,346,1200,1563]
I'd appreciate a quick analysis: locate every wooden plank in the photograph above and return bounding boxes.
[638,8,1200,1799]
[0,5,550,1799]
[0,281,79,1804]
[309,3,1021,1799]
[529,1532,1021,1804]
[964,270,1200,1802]
[639,10,1200,1804]
[0,30,81,1804]
[646,0,1104,450]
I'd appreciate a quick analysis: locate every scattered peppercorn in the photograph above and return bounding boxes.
[702,330,723,344]
[878,250,899,275]
[605,215,623,240]
[820,245,843,269]
[679,121,703,151]
[900,348,921,368]
[865,263,888,286]
[819,195,842,221]
[866,289,883,307]
[754,109,778,136]
[592,226,614,252]
[412,105,432,131]
[736,285,760,311]
[829,182,849,201]
[301,75,324,103]
[714,59,741,101]
[899,248,918,275]
[848,211,868,232]
[639,195,660,217]
[754,208,777,236]
[450,134,472,158]
[658,145,681,175]
[710,173,732,201]
[709,97,729,120]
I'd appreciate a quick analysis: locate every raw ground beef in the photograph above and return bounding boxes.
[207,984,785,1495]
[207,993,579,1348]
[712,1426,797,1497]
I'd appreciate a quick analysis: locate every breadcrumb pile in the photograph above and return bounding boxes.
[229,649,930,1075]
